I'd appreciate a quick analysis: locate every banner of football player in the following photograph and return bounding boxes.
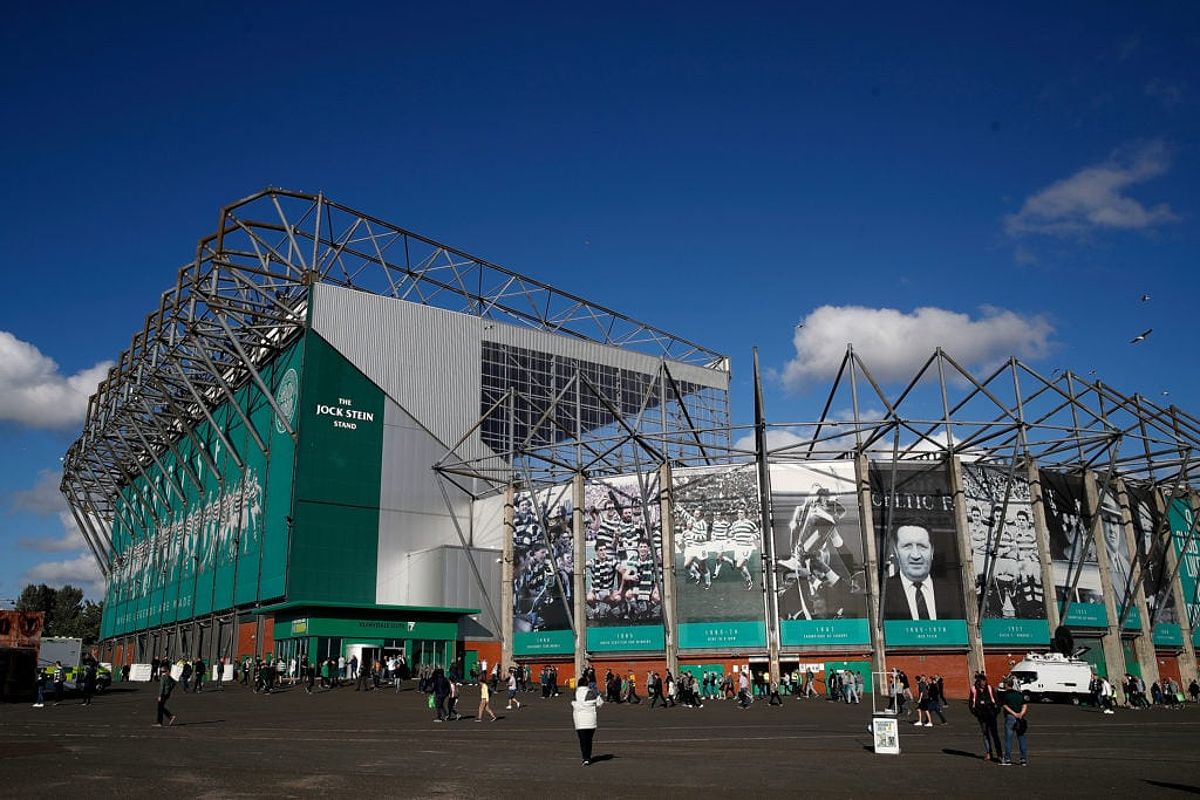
[1098,492,1140,632]
[512,483,575,656]
[870,461,968,646]
[1040,470,1107,628]
[583,473,665,652]
[770,461,870,647]
[671,464,766,649]
[1167,497,1200,646]
[1128,485,1181,646]
[961,464,1048,645]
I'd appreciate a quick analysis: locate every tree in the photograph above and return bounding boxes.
[16,583,102,644]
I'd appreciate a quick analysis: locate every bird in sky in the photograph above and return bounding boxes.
[1130,329,1153,344]
[1051,368,1062,376]
[1140,294,1151,302]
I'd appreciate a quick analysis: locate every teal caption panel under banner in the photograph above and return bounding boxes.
[678,621,766,650]
[884,619,968,646]
[981,618,1049,645]
[1152,623,1183,647]
[780,618,871,647]
[587,625,665,652]
[1062,603,1108,627]
[514,629,574,656]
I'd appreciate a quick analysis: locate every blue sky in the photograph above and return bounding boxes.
[1,2,1196,600]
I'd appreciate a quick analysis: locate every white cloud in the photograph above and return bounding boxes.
[19,511,87,553]
[23,552,104,596]
[1005,141,1177,237]
[733,428,807,452]
[9,469,65,514]
[0,331,112,429]
[783,305,1053,388]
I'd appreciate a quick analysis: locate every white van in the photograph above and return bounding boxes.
[1005,652,1094,704]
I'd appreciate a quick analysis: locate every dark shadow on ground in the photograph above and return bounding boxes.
[590,754,616,763]
[1144,781,1200,795]
[942,748,984,760]
[171,720,226,727]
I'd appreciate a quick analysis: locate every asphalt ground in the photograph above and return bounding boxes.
[2,681,1198,799]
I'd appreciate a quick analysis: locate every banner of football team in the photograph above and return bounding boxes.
[512,483,575,656]
[961,464,1048,645]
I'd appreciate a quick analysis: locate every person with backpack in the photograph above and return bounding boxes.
[969,672,1002,763]
[155,664,177,727]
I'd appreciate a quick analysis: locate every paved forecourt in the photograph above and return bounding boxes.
[1,681,1198,798]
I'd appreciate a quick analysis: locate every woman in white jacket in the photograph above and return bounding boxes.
[571,684,604,765]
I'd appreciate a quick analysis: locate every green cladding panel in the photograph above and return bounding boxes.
[100,338,304,640]
[288,334,384,605]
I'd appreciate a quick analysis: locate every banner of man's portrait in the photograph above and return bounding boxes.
[1127,484,1181,646]
[670,464,766,649]
[1041,470,1107,628]
[870,461,967,646]
[583,473,665,652]
[512,483,575,656]
[770,461,870,647]
[961,464,1048,645]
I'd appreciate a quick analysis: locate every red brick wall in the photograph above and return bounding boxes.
[1155,652,1181,686]
[885,653,971,698]
[983,653,1025,684]
[236,618,274,659]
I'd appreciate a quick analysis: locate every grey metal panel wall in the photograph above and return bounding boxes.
[310,286,730,457]
[377,397,476,604]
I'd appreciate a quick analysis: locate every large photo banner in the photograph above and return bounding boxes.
[671,465,766,649]
[1098,493,1139,632]
[584,473,665,652]
[1041,471,1107,628]
[1167,497,1200,646]
[512,483,575,656]
[871,462,968,646]
[962,464,1047,645]
[770,461,870,646]
[1128,485,1181,645]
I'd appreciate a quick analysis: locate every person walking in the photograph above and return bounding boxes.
[506,667,522,710]
[155,665,178,727]
[32,668,46,708]
[1000,679,1029,766]
[52,661,65,706]
[571,681,604,766]
[432,668,451,722]
[80,662,97,706]
[968,672,1002,763]
[476,678,498,722]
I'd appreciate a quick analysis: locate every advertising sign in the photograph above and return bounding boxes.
[871,462,968,646]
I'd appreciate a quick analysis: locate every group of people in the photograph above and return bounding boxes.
[1109,673,1197,709]
[968,672,1030,765]
[886,670,948,725]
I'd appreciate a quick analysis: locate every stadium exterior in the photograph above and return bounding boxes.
[64,190,1200,697]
